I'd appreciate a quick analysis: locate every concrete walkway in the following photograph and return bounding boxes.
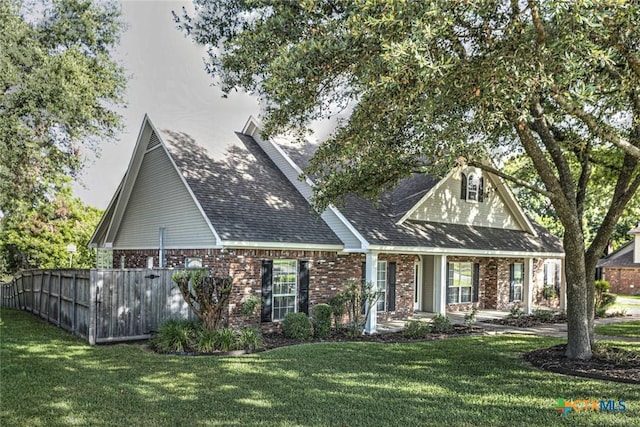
[378,309,640,343]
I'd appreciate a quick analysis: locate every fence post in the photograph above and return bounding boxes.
[89,269,97,345]
[71,272,77,335]
[57,271,62,327]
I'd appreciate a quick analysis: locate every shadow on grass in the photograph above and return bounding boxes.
[2,309,638,427]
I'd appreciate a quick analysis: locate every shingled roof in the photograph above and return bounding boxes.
[272,135,563,255]
[158,127,342,246]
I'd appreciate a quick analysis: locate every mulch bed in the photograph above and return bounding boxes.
[524,344,640,384]
[262,325,483,350]
[482,313,567,328]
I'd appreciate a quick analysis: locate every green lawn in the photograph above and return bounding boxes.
[611,294,640,312]
[595,321,640,339]
[1,309,639,427]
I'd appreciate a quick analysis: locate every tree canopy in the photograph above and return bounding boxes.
[0,0,126,214]
[176,0,640,360]
[0,0,126,276]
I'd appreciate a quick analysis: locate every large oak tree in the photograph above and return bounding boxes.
[177,0,640,360]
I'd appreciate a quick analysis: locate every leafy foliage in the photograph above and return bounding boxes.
[150,319,198,353]
[335,280,383,336]
[429,314,453,334]
[311,303,332,338]
[0,0,125,212]
[150,319,263,354]
[0,180,102,277]
[282,312,313,341]
[402,320,431,339]
[172,269,233,331]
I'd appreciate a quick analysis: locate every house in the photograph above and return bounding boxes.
[89,115,565,332]
[597,224,640,295]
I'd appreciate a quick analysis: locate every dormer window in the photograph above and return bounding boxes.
[461,172,484,202]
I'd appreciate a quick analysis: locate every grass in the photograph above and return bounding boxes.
[595,321,640,339]
[610,294,640,312]
[2,309,640,427]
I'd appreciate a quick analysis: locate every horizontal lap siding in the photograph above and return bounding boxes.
[409,173,522,230]
[114,142,215,248]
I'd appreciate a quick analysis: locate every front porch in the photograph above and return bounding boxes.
[364,252,566,334]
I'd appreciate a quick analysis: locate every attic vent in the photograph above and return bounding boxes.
[147,132,161,150]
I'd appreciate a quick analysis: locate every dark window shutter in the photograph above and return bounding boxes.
[446,262,451,304]
[387,262,396,311]
[554,263,561,296]
[509,263,515,302]
[472,263,480,303]
[298,260,309,315]
[478,177,484,202]
[361,261,366,314]
[261,260,273,322]
[460,173,467,200]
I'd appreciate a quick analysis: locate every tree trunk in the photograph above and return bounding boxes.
[563,231,593,360]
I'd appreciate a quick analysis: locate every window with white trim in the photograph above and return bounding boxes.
[447,262,473,304]
[272,260,297,321]
[511,263,524,302]
[377,261,387,311]
[467,173,479,201]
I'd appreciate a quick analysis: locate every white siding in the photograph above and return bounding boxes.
[114,145,216,248]
[409,171,523,230]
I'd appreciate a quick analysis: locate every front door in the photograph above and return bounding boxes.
[414,258,422,311]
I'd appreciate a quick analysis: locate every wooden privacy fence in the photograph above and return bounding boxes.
[1,269,194,344]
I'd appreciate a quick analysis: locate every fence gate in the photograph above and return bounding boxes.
[90,269,192,344]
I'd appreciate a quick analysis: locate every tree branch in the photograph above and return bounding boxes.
[466,160,554,198]
[527,0,546,46]
[551,90,640,158]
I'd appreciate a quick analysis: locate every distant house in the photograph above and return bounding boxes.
[597,224,640,295]
[89,115,565,332]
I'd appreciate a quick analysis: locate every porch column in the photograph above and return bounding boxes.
[559,258,567,311]
[433,255,447,315]
[364,252,378,334]
[523,258,534,315]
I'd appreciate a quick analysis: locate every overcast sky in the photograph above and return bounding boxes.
[73,0,260,209]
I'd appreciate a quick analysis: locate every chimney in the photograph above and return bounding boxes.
[629,222,640,264]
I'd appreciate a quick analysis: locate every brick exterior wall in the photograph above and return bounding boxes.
[444,256,559,311]
[602,267,640,295]
[112,249,417,329]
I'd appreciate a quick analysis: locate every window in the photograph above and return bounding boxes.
[461,172,484,202]
[272,260,297,321]
[544,260,560,296]
[447,262,473,304]
[96,249,113,268]
[510,263,524,302]
[185,257,203,269]
[467,174,479,201]
[377,261,387,311]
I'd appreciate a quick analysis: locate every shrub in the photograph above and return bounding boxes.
[215,327,237,352]
[237,327,263,352]
[463,306,478,326]
[403,320,431,338]
[328,294,346,329]
[151,319,197,353]
[596,292,617,317]
[542,285,557,300]
[311,304,332,338]
[509,306,524,319]
[194,327,217,353]
[532,309,554,322]
[239,295,261,318]
[282,312,313,340]
[430,314,453,333]
[595,280,616,316]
